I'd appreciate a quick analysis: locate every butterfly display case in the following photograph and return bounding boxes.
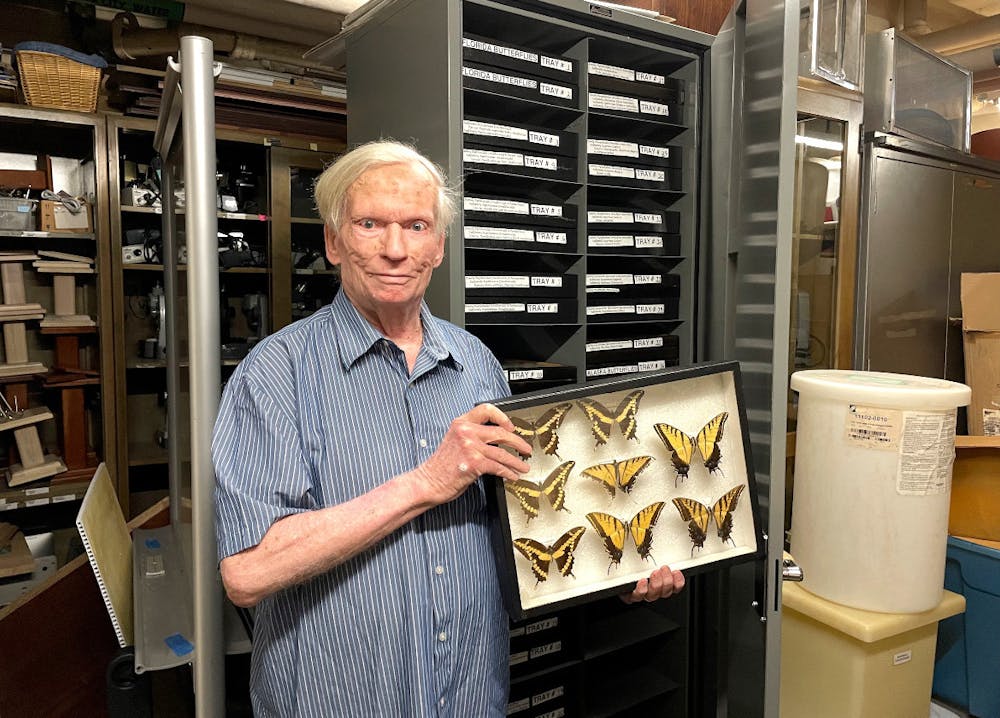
[488,360,763,620]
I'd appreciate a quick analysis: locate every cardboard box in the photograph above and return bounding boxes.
[949,436,1000,542]
[39,199,92,233]
[961,273,1000,435]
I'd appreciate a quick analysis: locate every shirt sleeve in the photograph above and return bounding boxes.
[213,361,316,561]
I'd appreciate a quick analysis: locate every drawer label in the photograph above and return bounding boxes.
[586,340,633,352]
[463,66,537,89]
[466,302,525,313]
[525,155,558,171]
[635,236,664,248]
[588,139,639,157]
[528,130,560,147]
[589,93,639,113]
[463,120,528,141]
[588,235,634,247]
[464,149,524,166]
[536,231,567,244]
[636,168,666,182]
[531,203,563,217]
[540,56,573,73]
[464,197,529,215]
[634,337,665,348]
[463,38,538,64]
[588,62,635,81]
[640,99,670,116]
[588,211,634,223]
[540,83,574,100]
[527,303,559,313]
[465,226,535,242]
[590,164,635,179]
[465,275,530,289]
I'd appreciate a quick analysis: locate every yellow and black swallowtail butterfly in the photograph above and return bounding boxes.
[510,403,573,458]
[671,484,745,555]
[504,460,575,521]
[653,411,729,484]
[586,501,666,571]
[513,526,587,584]
[577,390,645,447]
[581,455,655,498]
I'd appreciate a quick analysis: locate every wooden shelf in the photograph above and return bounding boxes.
[0,475,91,509]
[0,229,95,240]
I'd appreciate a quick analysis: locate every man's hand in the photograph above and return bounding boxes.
[621,565,685,604]
[406,403,533,507]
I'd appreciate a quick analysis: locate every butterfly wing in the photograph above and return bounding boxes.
[696,412,729,474]
[513,537,552,583]
[541,460,575,512]
[711,485,745,545]
[504,479,543,521]
[577,398,616,447]
[671,497,711,552]
[654,423,696,482]
[550,526,587,578]
[511,403,573,458]
[628,501,666,561]
[586,511,627,567]
[615,455,654,494]
[582,461,620,498]
[612,389,645,442]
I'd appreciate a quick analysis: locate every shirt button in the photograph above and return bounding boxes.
[439,697,446,707]
[419,438,428,448]
[438,631,448,642]
[434,565,445,575]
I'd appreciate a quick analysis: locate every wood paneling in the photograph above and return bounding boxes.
[614,0,733,35]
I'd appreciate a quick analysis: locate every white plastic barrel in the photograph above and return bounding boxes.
[789,370,971,613]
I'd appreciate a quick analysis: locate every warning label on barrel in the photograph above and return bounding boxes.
[896,411,955,495]
[845,405,901,451]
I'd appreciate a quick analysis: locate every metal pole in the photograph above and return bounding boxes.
[179,34,225,717]
[160,156,183,526]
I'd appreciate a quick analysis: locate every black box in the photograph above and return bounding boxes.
[462,61,578,109]
[464,142,577,182]
[465,116,577,158]
[464,222,578,254]
[463,33,579,83]
[486,362,763,620]
[465,270,577,298]
[464,297,577,324]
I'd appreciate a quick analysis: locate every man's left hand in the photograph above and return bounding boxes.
[620,565,685,604]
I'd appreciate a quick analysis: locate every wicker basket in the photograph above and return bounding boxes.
[16,49,102,113]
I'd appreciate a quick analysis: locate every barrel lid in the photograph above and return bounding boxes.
[790,370,971,409]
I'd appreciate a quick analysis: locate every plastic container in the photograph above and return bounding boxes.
[781,581,965,718]
[933,535,1000,718]
[0,197,37,231]
[789,370,971,613]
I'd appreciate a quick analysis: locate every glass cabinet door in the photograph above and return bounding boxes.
[785,83,862,539]
[269,147,340,330]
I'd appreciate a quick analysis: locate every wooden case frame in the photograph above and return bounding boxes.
[488,360,764,620]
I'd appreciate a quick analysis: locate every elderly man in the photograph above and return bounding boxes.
[213,141,684,717]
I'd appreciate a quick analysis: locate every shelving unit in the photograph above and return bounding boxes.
[106,115,342,515]
[347,1,711,712]
[0,104,114,528]
[348,0,705,396]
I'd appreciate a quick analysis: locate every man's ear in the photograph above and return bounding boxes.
[432,231,445,268]
[324,224,341,266]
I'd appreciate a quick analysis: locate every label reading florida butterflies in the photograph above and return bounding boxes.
[896,411,956,496]
[845,405,901,451]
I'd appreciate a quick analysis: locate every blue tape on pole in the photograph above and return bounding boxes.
[145,538,161,549]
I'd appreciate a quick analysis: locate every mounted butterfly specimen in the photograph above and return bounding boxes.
[581,455,655,498]
[513,526,587,585]
[671,485,746,555]
[577,390,645,448]
[653,411,729,485]
[510,403,573,458]
[504,460,575,521]
[586,501,666,572]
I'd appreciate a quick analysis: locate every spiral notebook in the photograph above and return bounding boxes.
[76,463,133,647]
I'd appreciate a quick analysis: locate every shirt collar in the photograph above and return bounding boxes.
[330,289,463,371]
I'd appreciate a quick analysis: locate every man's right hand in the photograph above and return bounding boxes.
[406,403,533,506]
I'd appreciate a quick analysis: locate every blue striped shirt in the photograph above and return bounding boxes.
[213,289,511,717]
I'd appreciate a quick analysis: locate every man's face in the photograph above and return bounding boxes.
[325,163,445,319]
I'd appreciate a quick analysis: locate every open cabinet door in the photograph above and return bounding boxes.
[703,1,800,716]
